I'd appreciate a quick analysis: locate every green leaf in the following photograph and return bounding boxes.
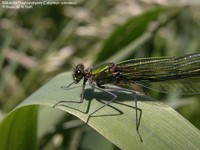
[0,106,38,150]
[1,72,200,149]
[37,106,67,139]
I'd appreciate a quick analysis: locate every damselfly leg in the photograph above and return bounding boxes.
[53,79,86,108]
[54,81,143,142]
[88,84,143,142]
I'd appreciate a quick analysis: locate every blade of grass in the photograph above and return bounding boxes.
[95,7,173,62]
[0,106,38,150]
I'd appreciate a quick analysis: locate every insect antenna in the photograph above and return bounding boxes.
[61,81,76,90]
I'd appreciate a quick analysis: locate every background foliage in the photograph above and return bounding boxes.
[0,0,200,149]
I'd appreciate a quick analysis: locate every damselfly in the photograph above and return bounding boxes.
[54,53,200,142]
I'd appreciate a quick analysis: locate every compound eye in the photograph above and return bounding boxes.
[75,70,83,80]
[76,70,82,77]
[77,70,81,74]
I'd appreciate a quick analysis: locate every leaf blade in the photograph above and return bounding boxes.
[0,106,38,150]
[1,72,200,149]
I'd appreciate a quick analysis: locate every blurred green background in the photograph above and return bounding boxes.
[0,0,200,149]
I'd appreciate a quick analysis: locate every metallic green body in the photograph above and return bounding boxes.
[88,53,200,95]
[88,63,116,85]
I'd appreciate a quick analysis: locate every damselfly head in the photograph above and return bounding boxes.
[72,64,85,83]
